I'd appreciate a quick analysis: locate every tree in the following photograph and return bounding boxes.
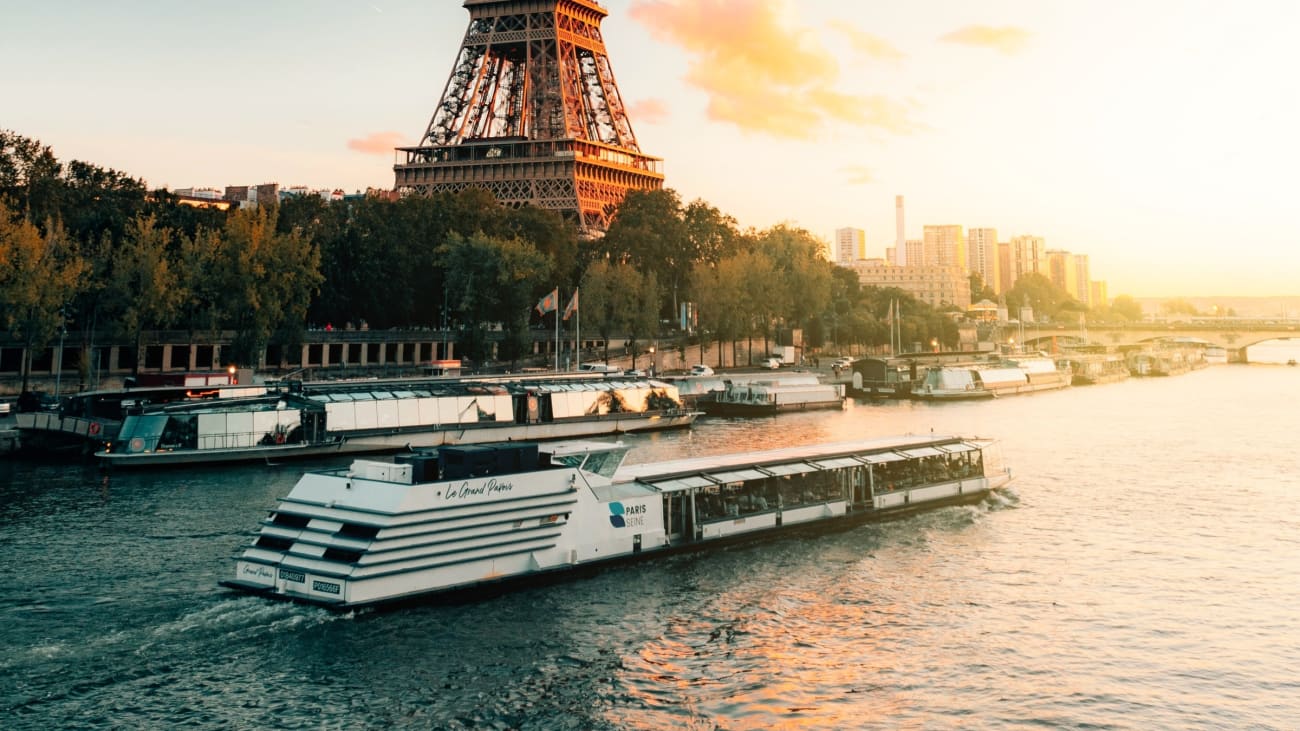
[752,225,834,335]
[599,189,691,317]
[103,214,186,375]
[969,272,996,303]
[1110,294,1143,322]
[1161,298,1199,317]
[1006,273,1077,321]
[439,231,553,364]
[209,207,322,367]
[688,257,748,368]
[0,204,88,391]
[493,236,553,365]
[579,260,646,364]
[625,271,661,369]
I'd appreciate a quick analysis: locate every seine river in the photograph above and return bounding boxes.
[3,363,1298,730]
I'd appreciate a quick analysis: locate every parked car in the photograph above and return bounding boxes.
[690,364,715,376]
[762,357,782,370]
[17,391,60,413]
[0,401,11,416]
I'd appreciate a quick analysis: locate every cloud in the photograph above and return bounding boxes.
[840,165,874,185]
[628,98,670,125]
[629,0,920,139]
[347,131,408,156]
[828,20,905,62]
[939,25,1031,55]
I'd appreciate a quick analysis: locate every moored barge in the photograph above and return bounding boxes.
[222,434,1011,608]
[96,376,696,467]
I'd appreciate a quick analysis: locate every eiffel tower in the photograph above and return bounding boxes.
[394,0,663,233]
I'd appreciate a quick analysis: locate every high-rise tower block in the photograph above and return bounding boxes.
[394,0,664,232]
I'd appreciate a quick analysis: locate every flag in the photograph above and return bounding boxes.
[535,287,558,316]
[563,288,579,321]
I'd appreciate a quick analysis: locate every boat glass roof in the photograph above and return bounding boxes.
[710,468,768,483]
[861,452,908,464]
[812,456,864,469]
[900,446,945,458]
[644,475,716,491]
[760,462,820,476]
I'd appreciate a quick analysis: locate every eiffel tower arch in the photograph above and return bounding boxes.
[394,0,664,233]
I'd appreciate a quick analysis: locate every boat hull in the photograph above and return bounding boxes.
[700,399,845,417]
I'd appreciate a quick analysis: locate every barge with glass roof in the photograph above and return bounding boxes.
[222,433,1011,608]
[95,377,696,467]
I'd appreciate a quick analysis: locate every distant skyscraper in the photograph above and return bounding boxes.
[967,228,999,296]
[1090,280,1108,308]
[1073,254,1091,306]
[905,239,924,267]
[834,227,866,264]
[1046,249,1079,300]
[895,195,906,266]
[997,242,1013,293]
[1008,235,1046,289]
[923,225,966,270]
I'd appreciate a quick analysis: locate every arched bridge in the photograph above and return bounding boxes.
[1016,324,1300,350]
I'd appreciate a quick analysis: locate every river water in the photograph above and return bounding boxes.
[2,364,1298,730]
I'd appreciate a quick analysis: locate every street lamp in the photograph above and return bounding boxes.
[54,322,67,397]
[930,337,939,353]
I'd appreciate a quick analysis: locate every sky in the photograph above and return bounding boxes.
[4,0,1299,298]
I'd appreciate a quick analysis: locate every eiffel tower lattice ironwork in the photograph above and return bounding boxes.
[394,0,663,233]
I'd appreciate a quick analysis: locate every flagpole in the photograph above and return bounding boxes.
[554,300,560,372]
[575,287,580,372]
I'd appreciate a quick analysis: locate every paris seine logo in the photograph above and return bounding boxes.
[608,501,646,528]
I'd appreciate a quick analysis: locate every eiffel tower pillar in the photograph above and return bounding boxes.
[394,0,663,234]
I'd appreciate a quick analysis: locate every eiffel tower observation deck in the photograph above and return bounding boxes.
[394,0,664,233]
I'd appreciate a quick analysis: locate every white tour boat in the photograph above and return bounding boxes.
[700,377,845,416]
[913,354,1071,400]
[222,434,1012,608]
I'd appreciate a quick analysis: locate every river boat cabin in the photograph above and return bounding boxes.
[223,434,1011,608]
[913,354,1071,400]
[700,378,845,417]
[96,376,696,467]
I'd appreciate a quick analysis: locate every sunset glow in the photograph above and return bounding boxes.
[3,0,1297,296]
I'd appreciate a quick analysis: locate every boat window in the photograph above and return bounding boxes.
[581,448,627,478]
[323,547,363,563]
[551,454,585,469]
[158,414,198,450]
[337,523,380,540]
[117,414,170,453]
[696,477,778,522]
[271,513,311,529]
[255,535,293,551]
[773,469,840,509]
